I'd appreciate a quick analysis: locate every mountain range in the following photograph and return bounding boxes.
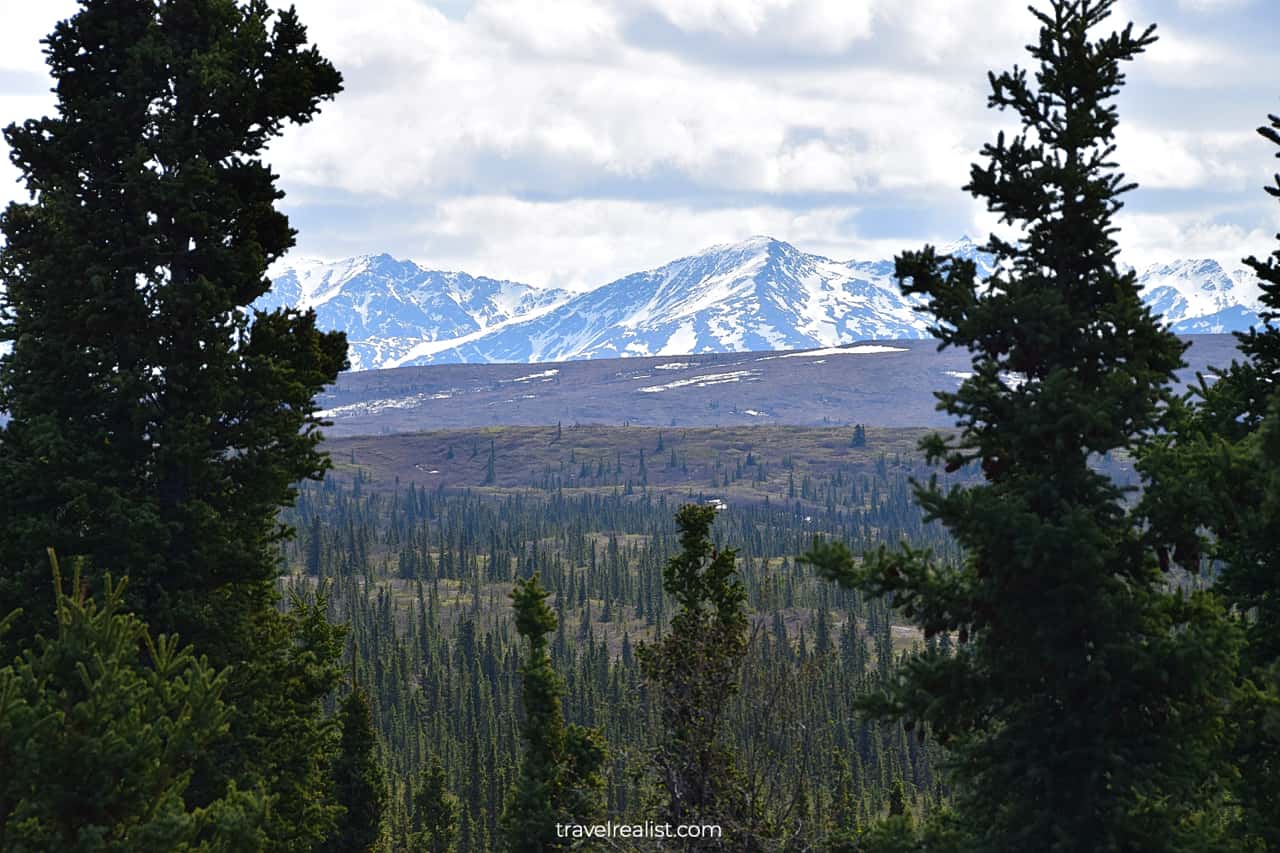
[261,237,1265,371]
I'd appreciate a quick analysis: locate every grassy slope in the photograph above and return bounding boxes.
[324,424,944,502]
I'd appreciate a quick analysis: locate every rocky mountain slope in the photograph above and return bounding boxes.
[257,254,570,370]
[262,238,1264,370]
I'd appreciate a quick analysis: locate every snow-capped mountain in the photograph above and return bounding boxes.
[255,254,570,370]
[393,237,935,366]
[261,239,1266,370]
[1134,258,1263,334]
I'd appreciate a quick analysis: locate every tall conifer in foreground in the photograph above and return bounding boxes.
[639,504,763,849]
[804,2,1240,849]
[1140,110,1280,848]
[502,573,606,851]
[0,1,347,848]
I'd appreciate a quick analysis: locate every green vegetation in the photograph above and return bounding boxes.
[2,0,1278,851]
[805,1,1244,849]
[411,757,460,853]
[0,1,349,849]
[326,686,390,853]
[279,453,954,849]
[639,505,764,848]
[502,573,607,850]
[0,553,266,851]
[1140,108,1280,849]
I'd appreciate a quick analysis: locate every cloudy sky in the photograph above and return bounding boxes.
[1,0,1277,290]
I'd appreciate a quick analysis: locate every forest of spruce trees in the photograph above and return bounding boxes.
[1,0,1279,851]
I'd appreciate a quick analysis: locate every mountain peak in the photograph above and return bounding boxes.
[696,235,787,255]
[938,234,980,255]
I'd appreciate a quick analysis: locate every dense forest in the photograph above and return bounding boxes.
[283,444,961,849]
[1,0,1279,851]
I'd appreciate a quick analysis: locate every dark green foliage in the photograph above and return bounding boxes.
[639,504,764,848]
[804,2,1241,850]
[502,573,607,851]
[0,2,347,849]
[0,553,266,851]
[0,0,346,659]
[324,686,389,853]
[850,425,867,448]
[412,756,460,853]
[1140,110,1280,849]
[205,583,347,850]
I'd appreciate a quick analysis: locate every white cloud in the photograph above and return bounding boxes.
[267,28,991,204]
[639,0,878,53]
[0,1,79,75]
[873,0,1030,66]
[1115,207,1280,270]
[1176,0,1251,10]
[1116,124,1257,190]
[471,0,623,57]
[1137,27,1247,89]
[1,0,1276,291]
[388,195,893,290]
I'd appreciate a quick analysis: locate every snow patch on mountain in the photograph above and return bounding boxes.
[638,369,762,393]
[777,345,910,358]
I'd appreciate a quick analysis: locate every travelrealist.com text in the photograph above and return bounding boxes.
[556,822,723,840]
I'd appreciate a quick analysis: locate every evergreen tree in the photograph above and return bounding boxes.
[804,2,1240,850]
[1140,109,1280,849]
[324,686,389,853]
[639,504,763,848]
[484,439,497,486]
[0,3,347,848]
[0,552,266,851]
[216,582,347,850]
[502,573,606,851]
[412,756,460,853]
[0,0,346,661]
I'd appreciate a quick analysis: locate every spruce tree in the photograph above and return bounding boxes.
[804,2,1240,849]
[324,686,389,853]
[0,552,267,851]
[412,756,460,853]
[0,0,346,659]
[0,2,347,848]
[1139,109,1280,848]
[639,504,763,848]
[502,572,606,851]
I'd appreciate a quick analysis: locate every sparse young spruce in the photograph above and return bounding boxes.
[502,572,606,851]
[804,2,1241,850]
[639,504,765,850]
